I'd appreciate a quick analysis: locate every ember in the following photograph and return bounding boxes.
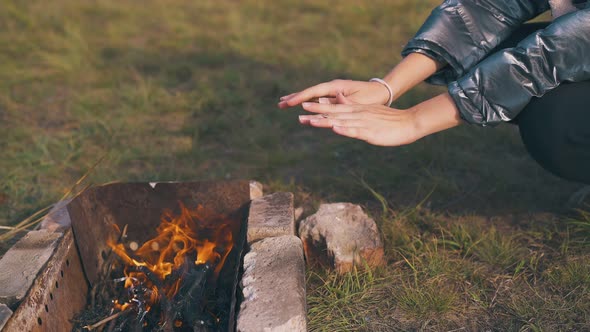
[80,203,236,331]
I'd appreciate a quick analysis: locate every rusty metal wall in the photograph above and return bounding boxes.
[68,180,251,287]
[3,230,88,331]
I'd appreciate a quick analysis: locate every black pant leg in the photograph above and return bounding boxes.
[516,82,590,184]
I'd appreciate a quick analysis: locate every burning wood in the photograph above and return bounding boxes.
[73,203,235,331]
[82,307,132,330]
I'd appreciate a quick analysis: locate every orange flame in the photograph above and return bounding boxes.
[108,203,234,311]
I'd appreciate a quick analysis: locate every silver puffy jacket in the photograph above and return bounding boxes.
[402,0,590,126]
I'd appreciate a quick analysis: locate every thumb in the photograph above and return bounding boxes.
[336,92,354,105]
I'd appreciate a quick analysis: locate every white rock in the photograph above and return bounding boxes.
[299,203,384,273]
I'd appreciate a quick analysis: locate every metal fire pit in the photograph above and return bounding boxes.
[2,180,252,332]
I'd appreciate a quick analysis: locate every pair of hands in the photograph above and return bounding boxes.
[277,79,422,146]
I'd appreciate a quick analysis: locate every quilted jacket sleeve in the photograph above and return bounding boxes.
[402,0,550,84]
[449,8,590,126]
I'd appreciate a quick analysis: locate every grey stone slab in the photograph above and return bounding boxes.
[247,192,295,244]
[237,235,306,332]
[0,304,12,331]
[0,230,63,308]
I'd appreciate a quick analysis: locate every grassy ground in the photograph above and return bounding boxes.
[1,0,588,330]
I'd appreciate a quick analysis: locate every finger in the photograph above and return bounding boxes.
[308,117,364,128]
[279,92,297,101]
[283,93,322,103]
[299,112,362,121]
[332,126,369,141]
[301,102,357,114]
[283,82,340,107]
[312,97,338,104]
[278,100,292,109]
[279,96,321,109]
[298,115,312,125]
[335,92,354,105]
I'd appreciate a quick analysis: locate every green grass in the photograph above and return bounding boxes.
[1,0,589,330]
[307,208,590,331]
[307,267,388,331]
[472,227,527,270]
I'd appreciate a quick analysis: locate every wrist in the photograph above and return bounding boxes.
[369,78,394,106]
[382,53,445,102]
[408,107,428,141]
[412,93,463,139]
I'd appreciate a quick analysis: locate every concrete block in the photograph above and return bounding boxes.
[0,304,12,331]
[0,230,63,308]
[247,192,294,244]
[237,235,306,332]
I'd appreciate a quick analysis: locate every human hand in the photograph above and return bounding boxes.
[297,98,422,147]
[297,92,463,147]
[279,53,445,109]
[277,79,392,108]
